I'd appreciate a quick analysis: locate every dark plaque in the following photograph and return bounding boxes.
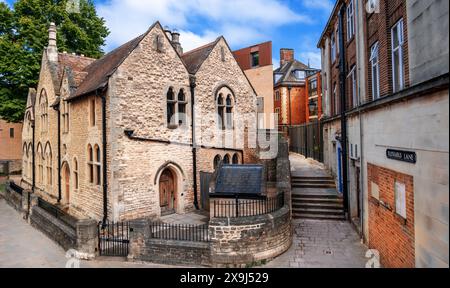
[386,149,417,164]
[214,165,265,197]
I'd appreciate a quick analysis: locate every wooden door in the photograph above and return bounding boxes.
[159,169,175,215]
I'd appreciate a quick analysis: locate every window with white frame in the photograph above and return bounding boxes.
[333,84,338,115]
[370,42,380,100]
[348,66,357,108]
[347,0,355,41]
[391,19,405,93]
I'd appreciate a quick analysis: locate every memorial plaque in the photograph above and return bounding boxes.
[214,165,265,197]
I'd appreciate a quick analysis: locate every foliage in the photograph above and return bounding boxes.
[0,0,109,122]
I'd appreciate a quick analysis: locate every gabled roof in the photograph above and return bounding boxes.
[181,38,221,74]
[68,33,148,100]
[274,59,316,86]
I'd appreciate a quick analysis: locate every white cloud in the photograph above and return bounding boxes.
[299,51,321,69]
[97,0,311,52]
[178,30,217,52]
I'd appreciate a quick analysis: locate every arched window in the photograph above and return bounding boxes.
[217,94,225,130]
[25,112,32,134]
[28,143,32,179]
[223,154,231,165]
[213,155,222,170]
[73,158,79,190]
[23,144,28,178]
[36,143,44,184]
[155,35,164,52]
[39,89,48,132]
[178,89,187,126]
[216,87,235,130]
[167,87,176,127]
[88,145,94,183]
[45,143,52,186]
[62,100,69,133]
[94,145,101,186]
[232,153,239,164]
[226,95,234,129]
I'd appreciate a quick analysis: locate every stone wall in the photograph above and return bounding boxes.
[30,205,77,251]
[28,194,98,258]
[1,181,24,212]
[209,205,292,267]
[127,219,211,266]
[128,205,291,267]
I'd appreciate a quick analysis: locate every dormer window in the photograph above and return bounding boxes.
[294,70,305,80]
[274,74,282,83]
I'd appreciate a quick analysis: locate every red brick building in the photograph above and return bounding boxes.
[273,49,322,128]
[318,0,449,268]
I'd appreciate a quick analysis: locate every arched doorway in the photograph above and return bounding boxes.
[62,163,70,205]
[159,169,176,215]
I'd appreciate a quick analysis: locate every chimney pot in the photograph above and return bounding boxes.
[171,31,183,55]
[47,22,58,62]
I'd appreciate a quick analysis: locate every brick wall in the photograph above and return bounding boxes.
[367,163,415,268]
[365,0,409,102]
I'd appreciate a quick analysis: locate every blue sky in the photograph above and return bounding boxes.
[3,0,334,69]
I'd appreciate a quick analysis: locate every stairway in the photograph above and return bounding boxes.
[292,176,346,221]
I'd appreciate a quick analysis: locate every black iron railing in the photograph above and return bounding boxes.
[37,198,78,230]
[98,221,130,257]
[149,222,210,243]
[9,182,23,196]
[213,193,285,218]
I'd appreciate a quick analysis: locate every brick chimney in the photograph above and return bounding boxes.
[280,48,294,67]
[47,22,58,62]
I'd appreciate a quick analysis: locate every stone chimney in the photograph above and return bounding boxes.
[280,48,294,67]
[47,22,58,62]
[164,26,172,41]
[171,31,183,55]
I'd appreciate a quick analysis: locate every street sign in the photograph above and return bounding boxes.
[386,149,417,164]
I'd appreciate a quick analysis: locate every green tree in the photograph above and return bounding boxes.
[0,0,109,122]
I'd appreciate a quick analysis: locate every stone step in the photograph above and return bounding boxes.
[293,213,347,221]
[292,183,336,189]
[293,207,345,216]
[292,197,343,205]
[292,202,344,209]
[292,176,334,181]
[292,194,343,200]
[292,180,336,185]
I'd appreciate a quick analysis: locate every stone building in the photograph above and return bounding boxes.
[21,21,258,222]
[233,41,275,129]
[273,49,322,129]
[318,0,449,268]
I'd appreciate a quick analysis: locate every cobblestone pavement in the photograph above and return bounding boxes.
[264,219,369,268]
[263,153,369,268]
[0,199,182,268]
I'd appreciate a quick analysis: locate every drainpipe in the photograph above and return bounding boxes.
[101,91,108,223]
[288,86,292,126]
[190,75,199,210]
[30,116,35,216]
[53,103,62,203]
[355,0,366,240]
[338,4,350,217]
